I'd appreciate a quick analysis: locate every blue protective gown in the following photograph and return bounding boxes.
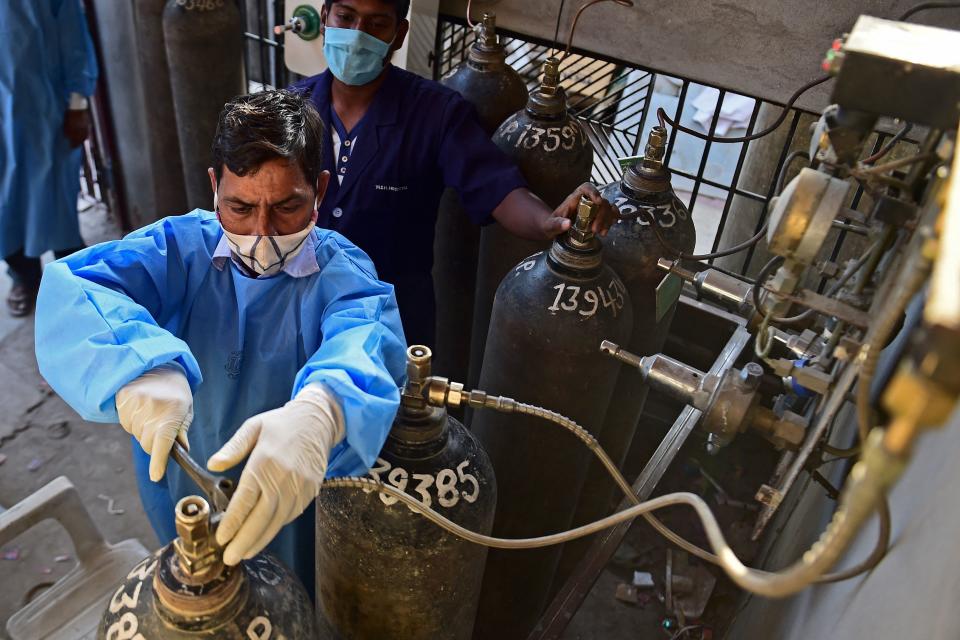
[0,0,98,259]
[34,210,407,591]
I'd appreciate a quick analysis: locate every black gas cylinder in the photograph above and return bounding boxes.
[98,495,315,639]
[163,0,245,209]
[434,12,529,386]
[470,197,632,639]
[316,346,497,640]
[468,56,594,396]
[552,125,698,594]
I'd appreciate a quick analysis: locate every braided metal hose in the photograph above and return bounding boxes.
[322,392,899,597]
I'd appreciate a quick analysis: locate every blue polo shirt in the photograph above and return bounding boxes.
[292,66,527,347]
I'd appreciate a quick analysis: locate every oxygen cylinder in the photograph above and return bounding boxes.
[471,198,632,640]
[163,0,245,209]
[433,12,528,383]
[133,0,188,216]
[441,12,528,134]
[98,495,315,639]
[468,56,594,394]
[551,126,697,593]
[315,345,497,640]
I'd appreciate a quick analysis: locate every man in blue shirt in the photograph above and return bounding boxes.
[293,0,617,348]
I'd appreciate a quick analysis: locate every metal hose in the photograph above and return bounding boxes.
[323,398,900,598]
[504,398,891,586]
[323,430,897,599]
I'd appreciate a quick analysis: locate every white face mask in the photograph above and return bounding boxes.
[215,191,318,277]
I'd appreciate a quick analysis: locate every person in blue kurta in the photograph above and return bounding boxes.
[34,90,407,591]
[292,0,619,348]
[0,0,98,317]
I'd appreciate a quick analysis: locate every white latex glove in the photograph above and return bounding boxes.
[207,383,345,566]
[115,364,194,482]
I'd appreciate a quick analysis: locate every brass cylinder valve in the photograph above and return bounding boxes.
[569,196,598,246]
[527,57,566,118]
[172,496,222,584]
[402,345,433,412]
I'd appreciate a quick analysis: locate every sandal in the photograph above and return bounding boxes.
[7,282,38,317]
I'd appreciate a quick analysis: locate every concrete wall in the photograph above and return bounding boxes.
[723,397,960,639]
[439,0,960,111]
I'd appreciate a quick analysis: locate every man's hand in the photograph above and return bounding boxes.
[544,182,620,239]
[208,384,344,566]
[116,364,194,482]
[63,108,91,148]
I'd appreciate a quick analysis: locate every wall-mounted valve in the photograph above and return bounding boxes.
[274,4,321,40]
[600,341,806,451]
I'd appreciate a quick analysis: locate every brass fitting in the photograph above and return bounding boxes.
[401,345,433,411]
[751,407,807,450]
[644,126,667,167]
[540,57,561,97]
[172,496,222,583]
[406,345,431,381]
[425,375,464,408]
[569,196,598,246]
[881,361,957,457]
[479,12,497,48]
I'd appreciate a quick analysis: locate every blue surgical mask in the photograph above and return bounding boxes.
[323,26,393,86]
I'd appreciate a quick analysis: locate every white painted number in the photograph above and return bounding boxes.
[362,457,391,494]
[505,120,586,154]
[109,581,142,614]
[380,466,409,506]
[457,460,480,503]
[176,0,225,10]
[549,283,582,312]
[366,457,481,510]
[614,196,682,229]
[412,473,435,508]
[105,612,144,640]
[125,556,158,581]
[247,616,273,640]
[544,127,561,152]
[548,281,625,318]
[561,125,577,150]
[580,289,600,317]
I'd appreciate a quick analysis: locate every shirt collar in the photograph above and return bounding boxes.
[307,66,401,128]
[212,230,320,279]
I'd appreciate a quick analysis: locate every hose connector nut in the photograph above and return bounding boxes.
[644,126,667,166]
[739,362,764,390]
[569,195,598,245]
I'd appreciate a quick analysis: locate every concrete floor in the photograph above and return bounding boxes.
[0,202,156,638]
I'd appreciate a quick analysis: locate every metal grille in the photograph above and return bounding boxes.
[435,15,918,276]
[239,0,301,90]
[233,8,919,277]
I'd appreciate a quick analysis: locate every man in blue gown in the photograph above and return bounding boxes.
[35,90,407,591]
[0,0,98,316]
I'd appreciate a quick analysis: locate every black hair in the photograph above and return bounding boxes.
[211,89,324,188]
[324,0,410,20]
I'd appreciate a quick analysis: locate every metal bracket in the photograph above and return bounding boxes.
[529,322,750,640]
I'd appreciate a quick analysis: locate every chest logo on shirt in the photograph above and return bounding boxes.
[225,351,243,379]
[375,184,408,192]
